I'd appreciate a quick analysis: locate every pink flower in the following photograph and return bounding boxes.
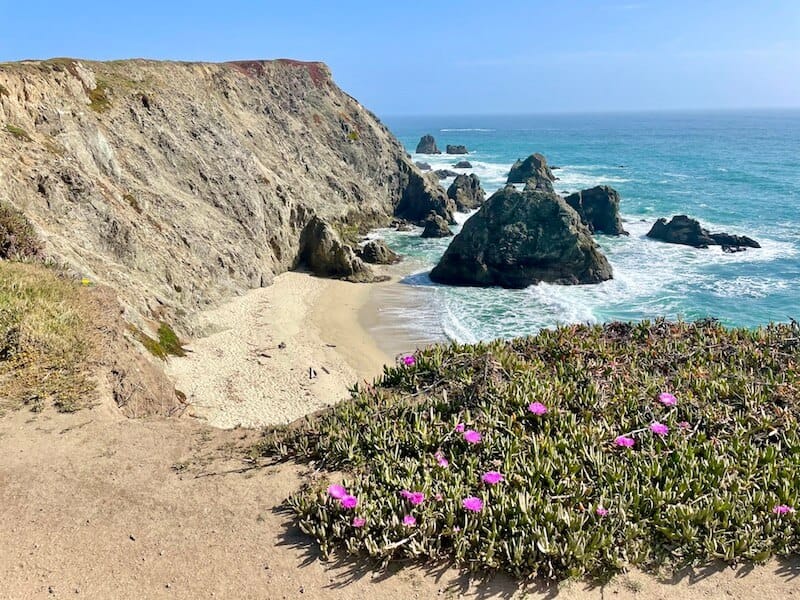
[528,402,547,415]
[402,355,416,366]
[399,490,425,505]
[650,422,669,436]
[614,435,635,448]
[434,493,443,501]
[455,423,465,433]
[402,514,417,527]
[340,495,358,509]
[352,517,366,527]
[679,421,690,430]
[773,505,794,515]
[463,430,482,444]
[463,496,484,512]
[596,506,609,517]
[658,392,677,406]
[434,451,449,468]
[327,484,347,499]
[481,471,504,485]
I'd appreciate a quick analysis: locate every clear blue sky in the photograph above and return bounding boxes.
[2,0,798,115]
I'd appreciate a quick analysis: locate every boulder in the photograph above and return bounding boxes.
[421,212,453,238]
[564,186,628,235]
[646,215,760,249]
[429,186,613,288]
[446,144,469,154]
[393,161,456,225]
[434,169,459,180]
[299,216,382,282]
[507,153,556,192]
[453,161,472,169]
[415,161,432,171]
[359,239,401,264]
[415,134,440,154]
[447,173,485,212]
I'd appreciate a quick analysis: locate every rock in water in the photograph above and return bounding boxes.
[446,144,469,154]
[393,163,456,226]
[429,186,613,288]
[299,216,379,282]
[453,161,472,169]
[646,215,760,249]
[434,169,459,180]
[447,174,485,212]
[506,153,556,191]
[420,213,454,238]
[564,186,628,235]
[415,161,432,171]
[359,239,400,264]
[416,134,441,154]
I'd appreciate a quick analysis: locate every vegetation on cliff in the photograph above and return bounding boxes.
[261,320,800,580]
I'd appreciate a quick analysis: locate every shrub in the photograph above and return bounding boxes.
[129,321,185,360]
[261,320,800,581]
[0,202,41,260]
[88,80,111,113]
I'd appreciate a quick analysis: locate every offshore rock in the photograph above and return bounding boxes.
[564,186,628,235]
[507,153,556,192]
[647,215,760,249]
[453,160,472,169]
[415,134,441,154]
[446,144,469,154]
[420,212,453,238]
[447,173,485,212]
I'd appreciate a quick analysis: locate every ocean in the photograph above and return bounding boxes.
[369,111,800,347]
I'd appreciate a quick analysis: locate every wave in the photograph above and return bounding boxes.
[439,128,495,132]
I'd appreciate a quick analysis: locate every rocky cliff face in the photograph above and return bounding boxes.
[0,58,445,330]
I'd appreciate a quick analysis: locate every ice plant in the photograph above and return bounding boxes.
[614,435,635,448]
[528,401,547,415]
[403,514,417,527]
[482,471,504,485]
[402,355,416,366]
[434,493,443,501]
[463,496,484,512]
[463,430,482,444]
[658,392,677,406]
[399,490,425,505]
[327,484,347,499]
[455,423,465,433]
[352,517,366,527]
[650,422,669,436]
[434,451,449,468]
[596,506,609,517]
[679,421,691,430]
[773,505,794,515]
[340,495,358,509]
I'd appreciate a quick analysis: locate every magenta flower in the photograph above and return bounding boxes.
[399,490,425,505]
[402,514,417,527]
[327,484,347,499]
[463,496,484,512]
[352,516,366,527]
[482,471,504,485]
[596,506,609,517]
[463,430,482,444]
[658,392,677,406]
[773,505,794,515]
[340,495,358,509]
[528,402,547,415]
[614,435,635,448]
[402,355,416,366]
[434,451,449,468]
[650,422,669,436]
[455,423,465,433]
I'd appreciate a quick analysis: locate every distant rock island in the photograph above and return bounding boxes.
[415,134,441,154]
[446,144,469,155]
[647,215,760,250]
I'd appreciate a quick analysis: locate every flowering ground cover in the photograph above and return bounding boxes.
[260,319,800,580]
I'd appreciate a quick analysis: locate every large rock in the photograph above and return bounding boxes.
[646,215,760,249]
[393,162,456,226]
[564,186,628,235]
[299,216,379,282]
[359,239,400,264]
[507,153,556,192]
[446,144,469,154]
[416,134,441,154]
[429,186,613,288]
[421,213,453,238]
[453,161,472,169]
[447,173,485,212]
[434,169,459,180]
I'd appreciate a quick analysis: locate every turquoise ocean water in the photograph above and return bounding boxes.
[372,111,800,344]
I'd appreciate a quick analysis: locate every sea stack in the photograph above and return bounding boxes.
[447,173,485,212]
[564,186,628,235]
[446,144,469,154]
[416,134,441,154]
[507,153,556,192]
[647,215,760,249]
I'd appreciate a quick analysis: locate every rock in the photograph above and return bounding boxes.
[359,239,400,264]
[507,153,555,192]
[646,215,760,249]
[564,186,628,235]
[429,186,613,288]
[393,163,456,226]
[446,144,469,154]
[299,216,380,282]
[447,174,485,212]
[434,169,459,180]
[453,161,472,169]
[415,134,441,154]
[420,212,453,238]
[415,161,432,171]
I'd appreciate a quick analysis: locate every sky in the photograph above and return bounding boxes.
[1,0,799,115]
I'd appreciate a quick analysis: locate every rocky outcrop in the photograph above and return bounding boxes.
[453,161,472,169]
[434,169,459,180]
[564,186,628,235]
[507,153,556,192]
[299,217,379,282]
[646,215,760,249]
[0,58,445,329]
[429,186,613,288]
[446,144,468,155]
[415,161,432,171]
[421,213,453,238]
[359,239,400,264]
[447,174,485,212]
[416,134,440,154]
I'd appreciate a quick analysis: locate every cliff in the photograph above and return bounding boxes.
[0,58,444,330]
